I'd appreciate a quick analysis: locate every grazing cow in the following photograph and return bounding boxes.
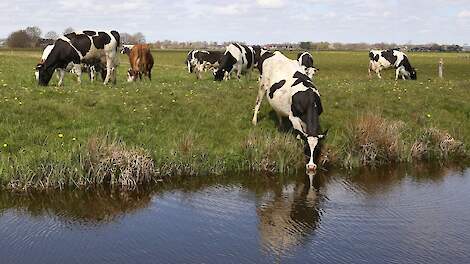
[214,43,256,81]
[125,44,154,82]
[368,49,417,80]
[297,52,319,79]
[186,50,223,79]
[35,45,107,86]
[36,30,121,86]
[252,51,326,186]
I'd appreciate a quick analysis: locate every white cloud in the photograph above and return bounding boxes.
[457,10,470,18]
[213,3,249,15]
[256,0,284,8]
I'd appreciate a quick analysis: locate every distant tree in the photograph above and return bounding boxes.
[120,32,146,44]
[299,41,312,50]
[25,26,42,47]
[44,31,59,40]
[6,30,32,48]
[132,32,146,44]
[63,27,74,35]
[120,32,133,44]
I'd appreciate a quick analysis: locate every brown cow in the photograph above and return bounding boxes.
[126,44,154,82]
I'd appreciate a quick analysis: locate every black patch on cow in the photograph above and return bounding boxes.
[67,33,92,57]
[291,89,322,136]
[381,49,397,64]
[241,44,253,69]
[83,30,96,36]
[92,32,111,49]
[65,32,77,39]
[292,71,315,88]
[196,51,223,64]
[298,53,314,68]
[257,51,275,75]
[214,52,237,81]
[232,43,244,54]
[110,30,120,51]
[268,80,286,99]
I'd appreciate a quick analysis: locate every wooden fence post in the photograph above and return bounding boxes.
[438,58,444,79]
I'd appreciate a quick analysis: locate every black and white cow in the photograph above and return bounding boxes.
[214,43,256,81]
[186,50,223,79]
[297,52,319,79]
[368,49,417,80]
[36,30,120,86]
[252,51,326,186]
[35,44,106,86]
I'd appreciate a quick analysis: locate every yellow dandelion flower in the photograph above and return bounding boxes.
[72,137,76,141]
[58,133,64,138]
[3,143,7,148]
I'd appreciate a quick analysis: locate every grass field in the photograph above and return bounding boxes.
[0,49,469,190]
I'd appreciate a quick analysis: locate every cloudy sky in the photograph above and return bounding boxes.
[1,0,469,44]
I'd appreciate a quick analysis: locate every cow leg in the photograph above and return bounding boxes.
[277,113,284,128]
[112,67,117,84]
[73,64,82,84]
[90,66,96,82]
[103,57,113,85]
[148,70,152,81]
[57,69,65,87]
[376,69,382,79]
[252,84,267,126]
[236,65,242,80]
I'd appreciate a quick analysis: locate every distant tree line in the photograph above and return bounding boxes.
[1,27,465,52]
[4,26,147,48]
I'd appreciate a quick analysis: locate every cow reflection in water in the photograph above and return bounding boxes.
[257,179,325,254]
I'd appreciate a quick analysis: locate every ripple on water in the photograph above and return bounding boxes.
[0,167,469,264]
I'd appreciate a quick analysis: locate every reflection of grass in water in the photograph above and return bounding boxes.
[0,187,154,224]
[0,50,469,190]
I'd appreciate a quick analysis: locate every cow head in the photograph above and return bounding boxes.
[213,68,226,81]
[409,68,417,80]
[127,68,140,82]
[214,52,236,81]
[37,63,56,86]
[305,67,319,79]
[305,131,327,174]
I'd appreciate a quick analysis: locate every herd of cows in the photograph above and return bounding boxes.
[33,30,419,185]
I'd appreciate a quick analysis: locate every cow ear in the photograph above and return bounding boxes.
[318,129,329,140]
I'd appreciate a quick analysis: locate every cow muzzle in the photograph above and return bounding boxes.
[306,162,317,174]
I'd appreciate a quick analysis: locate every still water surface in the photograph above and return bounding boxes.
[1,165,469,263]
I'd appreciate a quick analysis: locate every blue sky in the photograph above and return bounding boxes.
[2,0,469,44]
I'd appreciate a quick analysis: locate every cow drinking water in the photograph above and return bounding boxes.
[252,51,327,186]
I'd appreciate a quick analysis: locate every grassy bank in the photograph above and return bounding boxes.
[0,50,469,190]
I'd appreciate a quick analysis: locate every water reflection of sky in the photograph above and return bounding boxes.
[0,166,469,264]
